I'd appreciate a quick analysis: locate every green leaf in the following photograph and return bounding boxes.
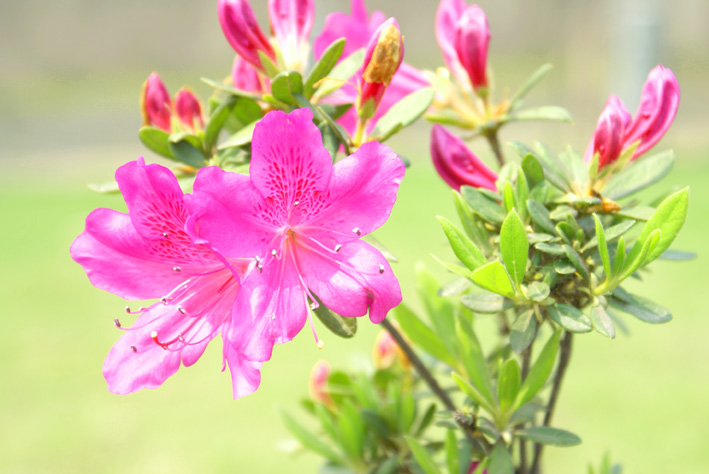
[315,48,365,98]
[582,220,635,252]
[563,245,590,281]
[415,403,437,436]
[456,315,497,411]
[445,430,460,474]
[612,237,626,279]
[527,199,557,235]
[547,304,592,333]
[257,50,280,78]
[510,309,537,354]
[319,121,340,160]
[338,401,365,461]
[488,443,514,474]
[626,187,689,267]
[451,372,495,414]
[603,151,674,200]
[417,266,458,355]
[168,134,206,168]
[516,427,581,447]
[304,38,346,98]
[509,63,554,110]
[471,261,516,298]
[522,153,545,186]
[609,290,671,324]
[230,96,264,127]
[270,70,304,105]
[460,293,515,314]
[535,242,565,256]
[512,330,561,411]
[590,304,616,338]
[500,210,529,287]
[280,410,343,463]
[453,190,491,250]
[534,142,574,192]
[372,89,435,142]
[439,278,473,297]
[594,215,612,279]
[508,106,573,123]
[502,182,516,214]
[498,359,522,415]
[515,172,530,220]
[620,228,660,280]
[394,304,458,368]
[311,295,357,338]
[614,206,655,221]
[438,216,487,271]
[200,76,262,101]
[404,436,442,474]
[203,96,237,150]
[462,186,506,225]
[219,121,257,149]
[138,126,174,159]
[316,105,352,155]
[526,281,550,302]
[659,249,697,261]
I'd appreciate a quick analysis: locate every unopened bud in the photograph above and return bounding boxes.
[308,360,334,407]
[588,95,631,170]
[218,0,276,73]
[174,88,204,132]
[430,124,498,190]
[140,73,172,132]
[454,5,490,91]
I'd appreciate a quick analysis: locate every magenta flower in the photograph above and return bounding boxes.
[218,0,276,73]
[232,55,268,94]
[436,1,490,91]
[268,0,314,71]
[70,158,260,397]
[313,0,429,135]
[141,73,172,132]
[586,65,680,169]
[189,108,404,380]
[174,87,204,133]
[431,124,498,190]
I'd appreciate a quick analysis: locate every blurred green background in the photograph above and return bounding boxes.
[1,0,708,472]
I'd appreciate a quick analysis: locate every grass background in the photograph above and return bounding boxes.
[1,0,708,472]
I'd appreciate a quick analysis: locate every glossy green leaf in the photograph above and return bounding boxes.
[510,309,537,354]
[439,277,473,297]
[515,171,529,220]
[304,38,345,98]
[460,293,515,313]
[318,121,340,160]
[316,105,352,155]
[438,216,487,271]
[500,209,529,287]
[415,403,437,436]
[471,261,516,298]
[512,330,561,411]
[138,126,174,159]
[203,95,237,150]
[311,295,357,338]
[547,304,592,333]
[488,443,514,474]
[404,436,442,474]
[168,135,206,168]
[522,153,545,186]
[498,359,522,414]
[509,63,554,110]
[281,410,343,463]
[526,281,550,302]
[582,220,635,252]
[620,229,660,280]
[563,245,590,281]
[535,242,565,256]
[609,290,672,324]
[373,87,435,141]
[394,304,458,368]
[603,150,674,200]
[533,142,574,192]
[502,182,516,214]
[612,237,626,279]
[453,190,491,250]
[590,304,615,338]
[516,426,581,447]
[315,48,365,98]
[462,186,506,225]
[219,121,257,149]
[271,70,303,104]
[527,199,557,235]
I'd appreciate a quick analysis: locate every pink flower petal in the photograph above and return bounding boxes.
[268,0,315,47]
[224,342,264,399]
[435,0,467,76]
[431,125,498,190]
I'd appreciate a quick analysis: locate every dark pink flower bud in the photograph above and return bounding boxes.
[308,360,333,407]
[454,5,490,91]
[623,65,680,159]
[174,88,204,132]
[218,0,275,73]
[232,55,266,94]
[140,73,172,132]
[268,0,314,69]
[357,17,404,119]
[590,95,631,169]
[431,125,498,190]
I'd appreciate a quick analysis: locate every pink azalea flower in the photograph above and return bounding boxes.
[232,54,268,94]
[430,124,498,190]
[70,158,260,397]
[188,108,404,384]
[313,0,429,135]
[141,73,172,132]
[586,65,680,170]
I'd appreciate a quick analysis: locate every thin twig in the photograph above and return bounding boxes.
[381,319,491,454]
[530,332,574,474]
[483,127,505,168]
[517,347,533,474]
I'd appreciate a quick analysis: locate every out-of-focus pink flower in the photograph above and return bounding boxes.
[454,5,490,91]
[431,124,498,190]
[70,158,260,398]
[308,360,333,407]
[435,0,468,84]
[467,461,487,473]
[623,65,680,158]
[218,0,275,73]
[314,0,430,134]
[372,327,411,370]
[586,65,680,170]
[357,18,404,119]
[189,109,404,381]
[232,55,267,94]
[174,88,204,133]
[268,0,314,71]
[141,73,172,132]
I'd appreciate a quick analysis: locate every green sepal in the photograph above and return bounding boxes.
[257,50,280,78]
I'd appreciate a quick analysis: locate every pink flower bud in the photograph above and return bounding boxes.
[590,95,631,169]
[218,0,275,73]
[467,461,486,474]
[357,17,404,118]
[431,125,498,190]
[435,0,468,82]
[308,360,333,407]
[268,0,314,66]
[454,5,490,91]
[174,88,204,133]
[140,73,172,132]
[232,55,266,94]
[623,65,680,159]
[372,328,410,370]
